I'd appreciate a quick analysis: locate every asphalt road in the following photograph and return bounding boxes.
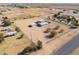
[50,33,79,55]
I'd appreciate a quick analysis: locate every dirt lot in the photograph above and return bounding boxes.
[0,33,32,55]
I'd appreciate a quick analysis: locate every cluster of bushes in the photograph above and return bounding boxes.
[44,28,57,38]
[17,5,29,8]
[49,30,57,38]
[53,12,62,18]
[18,40,42,55]
[53,12,79,28]
[45,26,64,38]
[2,17,11,27]
[66,16,79,28]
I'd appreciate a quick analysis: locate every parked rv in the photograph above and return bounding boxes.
[4,31,17,37]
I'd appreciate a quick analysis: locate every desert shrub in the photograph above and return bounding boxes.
[15,26,21,32]
[73,20,79,26]
[2,17,11,27]
[58,29,64,33]
[47,28,51,32]
[45,30,57,38]
[2,17,8,19]
[44,28,51,33]
[73,22,79,26]
[18,40,43,55]
[57,12,61,15]
[72,16,76,20]
[0,33,4,43]
[49,31,57,37]
[53,26,60,30]
[53,14,58,18]
[17,34,24,39]
[30,46,37,52]
[71,18,79,27]
[18,47,32,55]
[47,16,51,20]
[2,19,11,27]
[53,18,56,21]
[36,40,42,49]
[66,17,71,23]
[3,53,8,55]
[15,5,25,8]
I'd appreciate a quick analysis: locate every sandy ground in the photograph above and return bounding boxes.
[0,34,32,55]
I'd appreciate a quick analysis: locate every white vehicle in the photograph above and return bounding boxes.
[5,31,17,36]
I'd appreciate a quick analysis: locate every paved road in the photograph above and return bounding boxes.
[50,33,79,55]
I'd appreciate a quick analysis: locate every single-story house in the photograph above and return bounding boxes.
[35,20,48,27]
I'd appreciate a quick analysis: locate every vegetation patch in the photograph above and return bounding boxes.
[18,40,42,55]
[0,33,4,43]
[2,17,11,27]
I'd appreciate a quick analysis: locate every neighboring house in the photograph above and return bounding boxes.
[31,20,49,27]
[35,20,48,27]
